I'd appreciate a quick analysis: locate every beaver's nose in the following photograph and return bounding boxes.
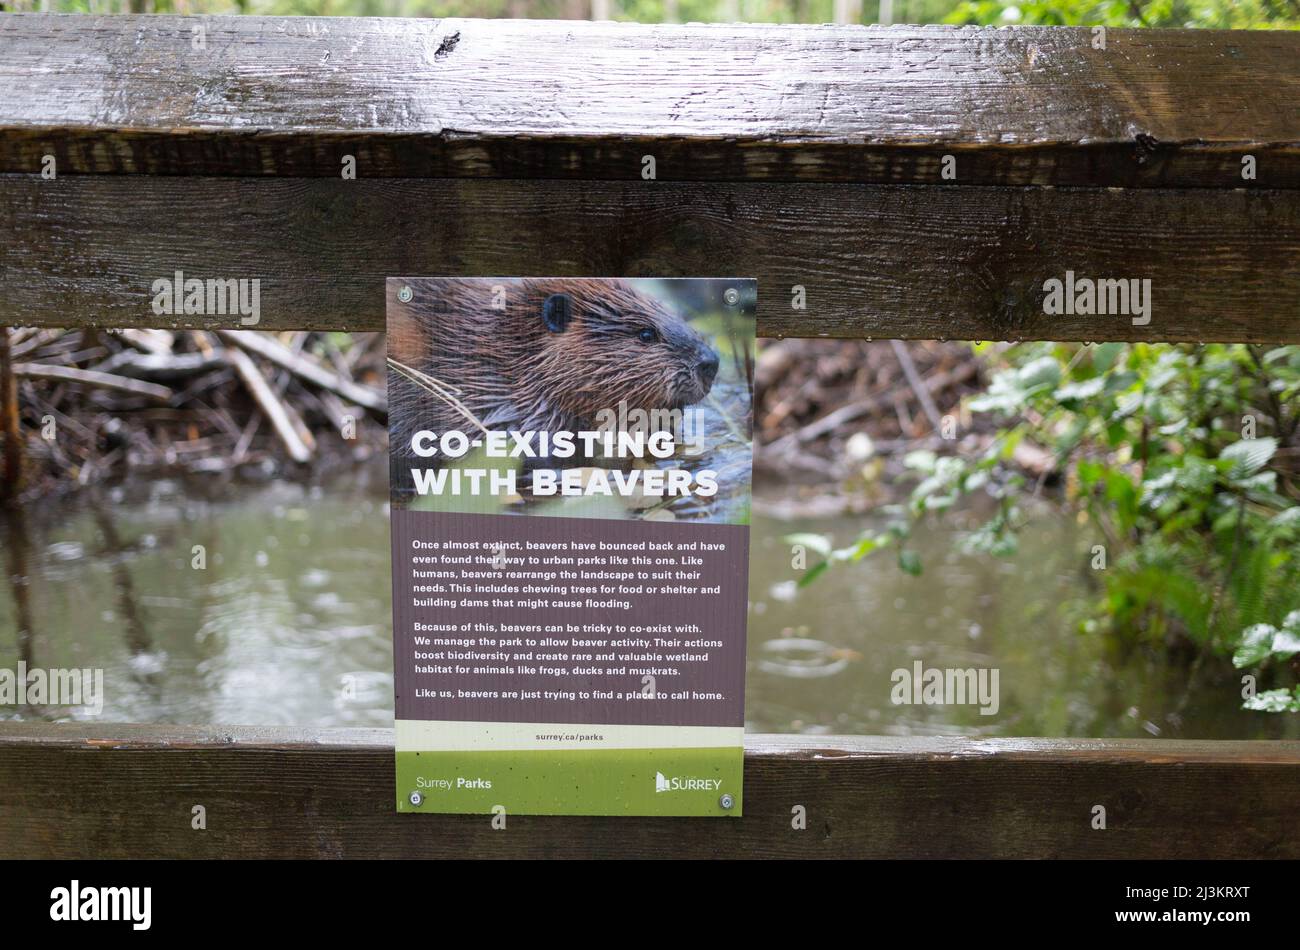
[697,350,720,388]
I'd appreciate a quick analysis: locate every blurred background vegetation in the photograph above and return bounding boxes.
[2,0,1297,29]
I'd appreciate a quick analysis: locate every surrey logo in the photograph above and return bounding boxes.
[654,771,722,793]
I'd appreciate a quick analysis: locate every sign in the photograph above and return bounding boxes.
[387,277,754,816]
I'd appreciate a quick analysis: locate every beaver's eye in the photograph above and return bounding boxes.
[637,327,658,344]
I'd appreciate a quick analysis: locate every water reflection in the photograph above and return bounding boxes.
[0,467,394,727]
[0,463,1294,739]
[2,506,36,717]
[747,493,1299,740]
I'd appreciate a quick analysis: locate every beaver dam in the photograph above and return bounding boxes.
[0,327,390,502]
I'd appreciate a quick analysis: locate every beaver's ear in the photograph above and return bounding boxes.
[542,293,572,334]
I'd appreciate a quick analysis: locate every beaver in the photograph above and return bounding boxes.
[388,278,720,462]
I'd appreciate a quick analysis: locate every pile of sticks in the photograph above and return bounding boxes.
[754,339,985,480]
[0,327,387,500]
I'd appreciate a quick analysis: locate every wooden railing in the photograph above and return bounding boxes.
[0,13,1297,858]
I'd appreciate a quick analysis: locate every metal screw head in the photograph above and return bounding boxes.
[408,791,423,807]
[398,285,414,303]
[719,793,735,810]
[723,288,740,306]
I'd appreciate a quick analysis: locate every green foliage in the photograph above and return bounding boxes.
[944,0,1300,28]
[801,341,1300,711]
[1242,686,1300,713]
[1233,611,1300,667]
[25,0,1300,28]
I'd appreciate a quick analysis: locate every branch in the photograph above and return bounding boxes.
[225,350,313,464]
[13,363,173,403]
[217,330,386,414]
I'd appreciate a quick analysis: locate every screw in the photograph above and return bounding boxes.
[408,791,423,807]
[723,288,740,306]
[719,793,735,810]
[398,285,413,303]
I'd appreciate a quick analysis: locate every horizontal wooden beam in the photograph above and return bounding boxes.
[0,16,1295,188]
[2,175,1296,342]
[0,723,1296,858]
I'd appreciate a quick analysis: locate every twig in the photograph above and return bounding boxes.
[317,390,357,436]
[233,411,261,464]
[13,363,173,403]
[218,330,386,414]
[11,329,60,360]
[225,349,312,464]
[890,339,943,433]
[768,362,977,454]
[92,350,225,379]
[116,329,175,356]
[272,331,308,397]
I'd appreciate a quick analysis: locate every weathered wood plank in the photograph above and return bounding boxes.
[2,175,1296,342]
[0,15,1295,187]
[0,723,1295,858]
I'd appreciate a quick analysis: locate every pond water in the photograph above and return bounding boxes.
[1,462,1294,739]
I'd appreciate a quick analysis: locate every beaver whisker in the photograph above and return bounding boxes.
[387,357,489,435]
[388,358,465,397]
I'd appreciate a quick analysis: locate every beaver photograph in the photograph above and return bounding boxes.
[387,277,754,524]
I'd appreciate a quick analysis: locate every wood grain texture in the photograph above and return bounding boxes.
[0,723,1295,858]
[0,15,1296,187]
[2,175,1296,342]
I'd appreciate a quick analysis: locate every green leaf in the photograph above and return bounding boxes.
[1243,688,1300,713]
[1076,459,1104,491]
[1234,623,1278,667]
[797,560,830,588]
[1219,437,1278,480]
[1270,506,1300,529]
[784,533,832,558]
[847,533,892,561]
[1053,377,1105,401]
[1233,622,1300,667]
[1174,457,1218,495]
[903,450,937,472]
[1103,371,1139,394]
[1017,356,1062,391]
[897,550,923,576]
[1091,342,1125,373]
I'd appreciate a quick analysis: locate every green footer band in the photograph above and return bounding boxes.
[396,747,743,816]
